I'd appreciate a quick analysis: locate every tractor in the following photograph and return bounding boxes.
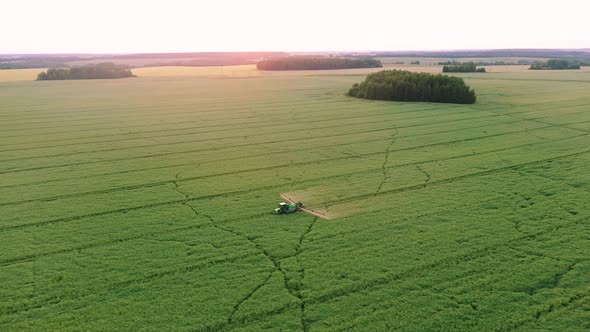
[273,201,303,215]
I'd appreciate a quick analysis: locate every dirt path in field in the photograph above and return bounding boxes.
[280,193,331,220]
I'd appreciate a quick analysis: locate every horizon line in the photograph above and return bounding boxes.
[2,47,590,56]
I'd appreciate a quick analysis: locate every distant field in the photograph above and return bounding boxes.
[0,68,46,82]
[377,57,552,65]
[66,57,208,67]
[1,66,589,330]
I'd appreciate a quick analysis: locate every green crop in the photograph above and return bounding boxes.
[0,68,589,331]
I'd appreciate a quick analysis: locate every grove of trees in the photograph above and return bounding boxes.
[347,70,477,104]
[529,60,581,70]
[37,63,135,80]
[256,57,382,70]
[442,62,486,73]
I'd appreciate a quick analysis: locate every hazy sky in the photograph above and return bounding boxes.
[2,0,589,53]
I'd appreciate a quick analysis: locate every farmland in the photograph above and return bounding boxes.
[1,65,589,331]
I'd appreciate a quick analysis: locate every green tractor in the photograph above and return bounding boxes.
[273,201,303,215]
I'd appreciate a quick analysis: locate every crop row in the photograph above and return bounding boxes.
[0,95,359,134]
[198,214,589,331]
[3,153,586,328]
[4,193,583,324]
[2,143,587,233]
[0,103,492,159]
[0,98,483,148]
[0,87,331,119]
[1,109,576,190]
[2,85,584,144]
[1,124,583,206]
[5,146,588,268]
[1,95,583,148]
[3,104,587,176]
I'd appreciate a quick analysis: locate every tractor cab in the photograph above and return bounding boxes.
[273,201,303,215]
[274,202,293,215]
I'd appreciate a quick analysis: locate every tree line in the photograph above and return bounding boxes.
[438,60,524,66]
[256,57,382,70]
[347,70,476,104]
[529,60,581,70]
[1,59,68,69]
[442,62,486,73]
[37,63,135,80]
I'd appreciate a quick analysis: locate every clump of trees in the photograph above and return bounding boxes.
[442,62,486,73]
[529,59,580,70]
[347,70,476,104]
[37,63,135,80]
[256,57,382,70]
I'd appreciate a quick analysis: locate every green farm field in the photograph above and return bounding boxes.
[1,66,589,331]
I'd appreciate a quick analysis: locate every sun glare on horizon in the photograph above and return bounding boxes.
[1,0,589,53]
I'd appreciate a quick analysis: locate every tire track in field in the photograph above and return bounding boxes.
[2,146,588,234]
[18,163,579,274]
[0,249,263,316]
[1,187,309,322]
[3,94,583,146]
[376,127,399,193]
[0,88,580,122]
[0,189,503,266]
[0,102,388,148]
[326,148,590,207]
[482,103,590,134]
[0,92,375,126]
[328,263,588,332]
[3,97,585,149]
[0,208,274,267]
[227,271,275,324]
[193,215,589,331]
[0,91,333,122]
[3,99,585,165]
[0,94,404,136]
[0,99,490,147]
[3,106,586,175]
[258,223,590,330]
[0,82,559,116]
[171,173,287,325]
[296,216,319,331]
[501,291,589,331]
[0,97,358,133]
[0,110,487,162]
[0,102,451,152]
[8,137,581,266]
[0,113,499,172]
[0,115,542,189]
[415,165,432,184]
[353,248,586,332]
[1,108,579,189]
[3,196,585,320]
[2,127,585,207]
[0,103,477,153]
[503,114,590,134]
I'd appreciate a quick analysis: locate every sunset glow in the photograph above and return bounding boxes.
[2,0,589,53]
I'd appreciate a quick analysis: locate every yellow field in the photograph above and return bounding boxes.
[0,69,46,82]
[134,64,401,78]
